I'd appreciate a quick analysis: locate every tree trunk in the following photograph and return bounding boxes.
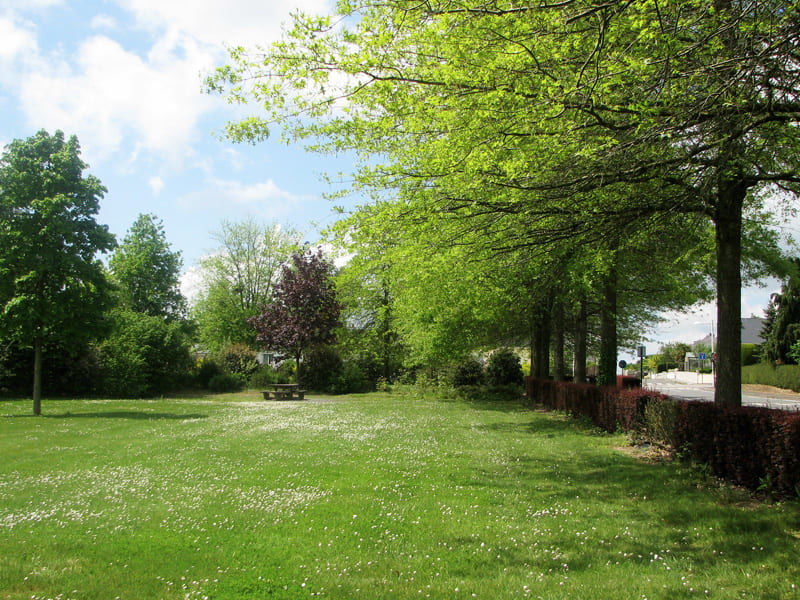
[533,319,551,378]
[531,291,553,379]
[553,298,565,381]
[573,298,587,383]
[597,270,617,387]
[33,336,42,416]
[714,180,745,407]
[380,283,393,381]
[295,351,303,385]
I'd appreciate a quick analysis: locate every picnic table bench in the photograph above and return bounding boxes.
[262,383,306,401]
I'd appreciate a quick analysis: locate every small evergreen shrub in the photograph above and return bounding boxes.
[330,361,370,394]
[452,358,485,387]
[302,346,343,391]
[208,373,245,393]
[741,343,760,366]
[487,348,523,386]
[196,357,222,389]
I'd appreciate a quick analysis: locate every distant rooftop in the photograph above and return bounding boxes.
[693,316,765,346]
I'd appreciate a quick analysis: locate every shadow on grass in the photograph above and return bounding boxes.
[450,396,532,414]
[5,411,208,420]
[450,414,800,580]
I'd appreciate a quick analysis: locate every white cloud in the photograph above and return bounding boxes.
[90,14,118,30]
[2,1,338,169]
[180,264,204,303]
[116,0,332,47]
[178,177,315,219]
[17,33,218,166]
[3,0,63,9]
[222,147,246,171]
[0,15,37,63]
[148,175,164,195]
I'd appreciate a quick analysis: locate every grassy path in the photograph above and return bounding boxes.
[1,392,799,599]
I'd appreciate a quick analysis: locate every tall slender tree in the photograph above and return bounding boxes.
[0,130,115,415]
[110,213,186,321]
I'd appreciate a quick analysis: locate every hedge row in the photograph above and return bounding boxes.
[526,377,800,497]
[741,363,800,393]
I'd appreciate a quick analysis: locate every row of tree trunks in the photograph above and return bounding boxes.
[529,282,617,386]
[597,268,618,387]
[573,299,588,383]
[530,290,553,379]
[552,297,565,381]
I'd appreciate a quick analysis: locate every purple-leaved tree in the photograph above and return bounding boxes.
[249,249,342,383]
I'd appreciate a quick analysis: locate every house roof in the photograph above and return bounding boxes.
[693,316,765,346]
[741,317,765,345]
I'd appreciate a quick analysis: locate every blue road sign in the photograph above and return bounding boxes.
[699,352,707,360]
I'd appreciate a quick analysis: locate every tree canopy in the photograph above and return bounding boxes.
[0,130,115,414]
[192,218,299,352]
[249,249,342,382]
[209,1,799,404]
[110,213,186,321]
[761,259,800,364]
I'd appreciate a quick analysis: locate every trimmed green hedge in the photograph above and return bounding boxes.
[742,363,800,392]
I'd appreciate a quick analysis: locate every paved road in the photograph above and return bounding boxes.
[645,380,800,411]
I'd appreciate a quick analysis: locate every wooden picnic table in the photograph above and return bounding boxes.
[262,383,306,401]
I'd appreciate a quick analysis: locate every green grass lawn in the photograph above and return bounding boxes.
[1,392,799,599]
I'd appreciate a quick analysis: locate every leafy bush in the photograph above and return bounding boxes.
[208,373,245,393]
[302,346,343,391]
[98,309,193,397]
[217,343,260,379]
[456,383,522,402]
[330,361,370,394]
[196,357,223,389]
[741,343,760,367]
[642,397,680,447]
[100,347,148,398]
[249,364,278,388]
[673,402,800,496]
[274,360,296,384]
[1,341,103,396]
[452,358,485,387]
[790,340,800,364]
[487,348,523,386]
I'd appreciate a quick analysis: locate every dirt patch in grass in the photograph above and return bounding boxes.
[742,383,800,398]
[615,442,675,464]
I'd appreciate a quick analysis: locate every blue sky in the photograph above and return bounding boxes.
[0,0,349,268]
[0,0,794,354]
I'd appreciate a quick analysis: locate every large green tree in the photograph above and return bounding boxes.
[761,259,800,364]
[0,130,115,415]
[209,0,799,405]
[110,213,187,321]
